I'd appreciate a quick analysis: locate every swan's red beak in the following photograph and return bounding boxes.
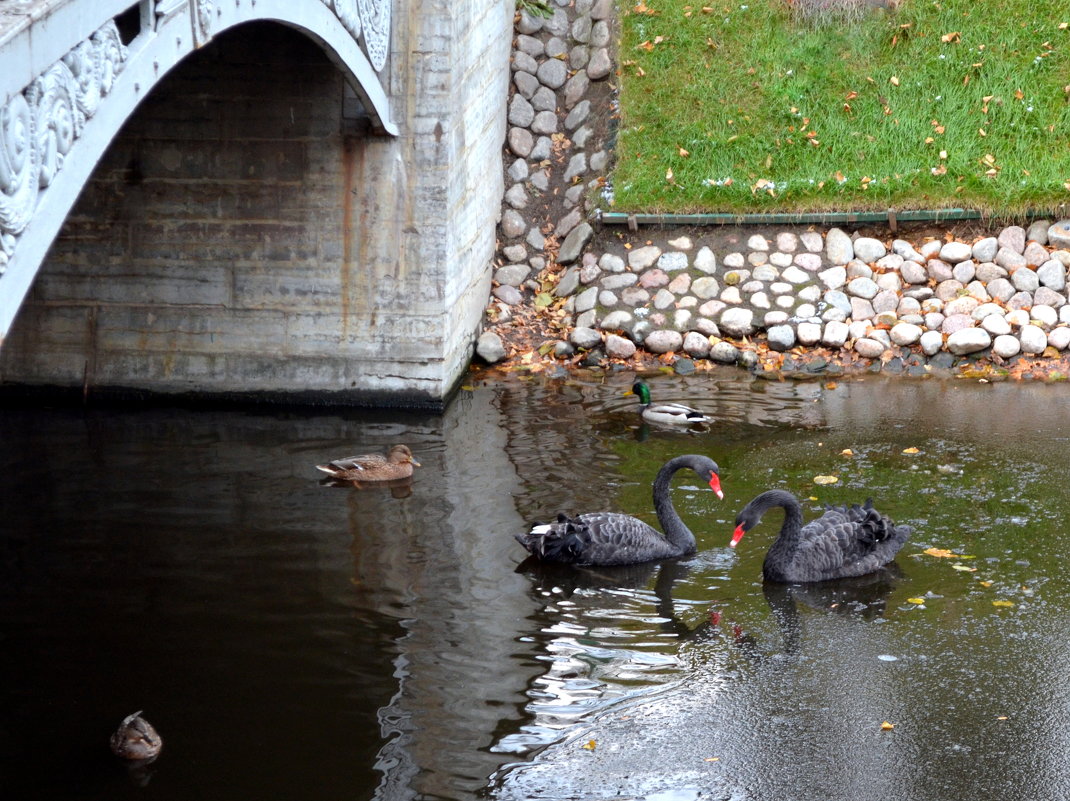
[708,474,724,500]
[729,524,745,548]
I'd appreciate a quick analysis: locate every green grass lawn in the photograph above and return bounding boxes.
[608,0,1070,215]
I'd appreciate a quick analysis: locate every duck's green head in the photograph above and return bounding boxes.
[628,381,652,405]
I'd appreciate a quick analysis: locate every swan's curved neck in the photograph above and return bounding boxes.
[652,457,699,552]
[753,490,805,549]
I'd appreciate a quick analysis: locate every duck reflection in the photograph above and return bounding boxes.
[319,475,414,498]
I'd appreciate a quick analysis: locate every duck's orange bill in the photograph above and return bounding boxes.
[729,524,745,548]
[708,474,724,499]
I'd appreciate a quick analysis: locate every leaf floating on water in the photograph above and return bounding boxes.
[902,447,920,454]
[992,600,1015,608]
[581,739,597,751]
[880,721,896,731]
[907,597,927,605]
[922,547,960,558]
[813,475,839,485]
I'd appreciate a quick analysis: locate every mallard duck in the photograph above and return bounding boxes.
[315,444,421,481]
[626,381,711,426]
[110,711,163,761]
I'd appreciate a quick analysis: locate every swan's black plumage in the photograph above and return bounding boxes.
[730,489,911,583]
[516,455,722,567]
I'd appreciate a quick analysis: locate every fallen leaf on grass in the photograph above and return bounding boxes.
[907,597,927,605]
[902,447,920,454]
[813,475,839,485]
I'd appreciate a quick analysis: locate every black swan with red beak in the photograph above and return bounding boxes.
[517,455,723,567]
[730,489,911,583]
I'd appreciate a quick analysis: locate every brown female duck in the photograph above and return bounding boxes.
[110,711,163,761]
[315,444,421,481]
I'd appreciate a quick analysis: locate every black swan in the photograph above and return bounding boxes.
[729,489,911,582]
[627,381,711,426]
[516,454,722,566]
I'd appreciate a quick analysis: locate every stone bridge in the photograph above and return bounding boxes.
[0,0,509,407]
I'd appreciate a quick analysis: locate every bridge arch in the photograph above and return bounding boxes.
[0,0,508,405]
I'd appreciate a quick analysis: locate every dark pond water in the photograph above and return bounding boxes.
[3,373,1070,800]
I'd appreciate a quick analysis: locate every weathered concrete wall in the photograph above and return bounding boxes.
[0,5,510,408]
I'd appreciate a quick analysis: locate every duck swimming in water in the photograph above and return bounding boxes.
[316,444,421,481]
[626,381,711,426]
[110,711,163,761]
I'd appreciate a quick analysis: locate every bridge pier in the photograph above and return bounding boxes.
[0,1,509,407]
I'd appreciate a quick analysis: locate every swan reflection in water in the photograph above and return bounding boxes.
[759,564,907,658]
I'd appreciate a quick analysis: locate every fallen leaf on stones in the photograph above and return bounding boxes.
[902,447,920,454]
[880,721,895,731]
[813,475,838,485]
[841,449,854,457]
[581,739,597,750]
[534,293,553,308]
[704,757,721,762]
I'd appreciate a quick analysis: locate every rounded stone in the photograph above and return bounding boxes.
[569,327,603,349]
[920,330,944,356]
[825,228,854,264]
[853,237,887,263]
[1031,304,1058,329]
[940,241,973,264]
[1048,327,1070,350]
[719,307,756,337]
[992,334,1021,359]
[1019,324,1048,354]
[599,310,633,331]
[1012,267,1040,293]
[1047,220,1070,249]
[644,329,684,354]
[605,333,636,359]
[847,277,879,299]
[797,322,823,345]
[946,328,992,355]
[683,331,711,358]
[710,341,741,364]
[854,338,886,358]
[900,261,928,284]
[973,237,999,262]
[822,321,850,348]
[981,314,1011,336]
[890,322,923,346]
[767,324,796,352]
[476,331,506,363]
